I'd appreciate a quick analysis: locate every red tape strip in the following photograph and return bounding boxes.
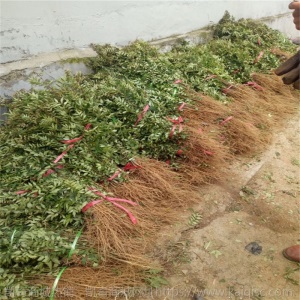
[61,136,83,144]
[176,149,183,156]
[16,190,28,195]
[244,81,263,91]
[42,169,55,177]
[220,116,233,126]
[110,201,137,224]
[84,123,92,130]
[123,161,142,171]
[107,170,122,181]
[81,200,103,213]
[205,74,217,80]
[134,104,150,126]
[53,144,75,164]
[53,124,91,164]
[168,116,184,138]
[178,103,186,111]
[203,149,214,156]
[85,187,138,224]
[174,79,182,84]
[222,85,234,94]
[254,51,264,63]
[105,196,137,206]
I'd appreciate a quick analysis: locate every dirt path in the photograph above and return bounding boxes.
[134,109,300,300]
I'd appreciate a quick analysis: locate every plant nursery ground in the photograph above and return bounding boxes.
[133,108,300,300]
[0,13,299,300]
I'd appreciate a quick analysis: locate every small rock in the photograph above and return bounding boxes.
[181,269,188,275]
[193,294,206,300]
[245,242,262,255]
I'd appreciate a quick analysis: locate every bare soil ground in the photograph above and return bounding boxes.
[133,108,300,300]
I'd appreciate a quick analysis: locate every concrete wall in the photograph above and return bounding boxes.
[0,0,299,108]
[1,1,299,64]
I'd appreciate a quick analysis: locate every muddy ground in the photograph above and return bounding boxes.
[132,108,300,300]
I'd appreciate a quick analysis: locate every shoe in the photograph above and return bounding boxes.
[282,245,300,262]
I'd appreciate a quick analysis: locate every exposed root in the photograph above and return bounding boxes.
[31,263,150,300]
[110,158,202,220]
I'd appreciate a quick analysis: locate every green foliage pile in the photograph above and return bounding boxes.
[0,71,184,296]
[209,11,295,82]
[88,12,295,99]
[0,13,296,296]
